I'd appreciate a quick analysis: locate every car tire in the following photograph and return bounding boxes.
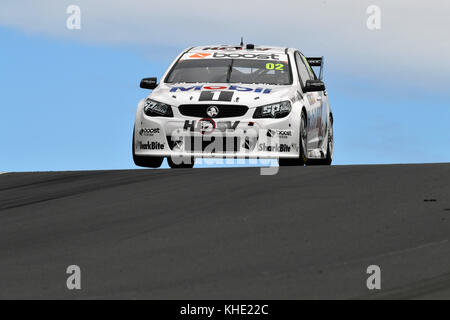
[279,112,307,166]
[132,127,164,168]
[167,156,195,169]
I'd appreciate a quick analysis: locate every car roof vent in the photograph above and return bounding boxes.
[246,44,255,49]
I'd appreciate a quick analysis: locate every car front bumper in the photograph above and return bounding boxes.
[134,112,300,159]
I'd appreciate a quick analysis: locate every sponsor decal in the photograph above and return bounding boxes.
[188,53,211,58]
[258,143,291,152]
[170,85,271,94]
[201,47,272,51]
[216,121,239,132]
[307,93,317,105]
[212,52,279,60]
[139,128,160,136]
[199,91,234,102]
[290,143,299,152]
[206,106,219,117]
[308,107,322,130]
[242,136,258,150]
[260,103,291,117]
[139,141,165,150]
[184,51,287,61]
[184,120,240,133]
[266,129,292,139]
[197,118,215,135]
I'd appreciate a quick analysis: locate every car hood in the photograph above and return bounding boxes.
[149,83,294,108]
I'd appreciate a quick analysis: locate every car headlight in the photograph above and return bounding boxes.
[143,99,174,117]
[253,101,291,119]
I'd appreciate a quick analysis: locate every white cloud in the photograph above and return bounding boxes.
[1,0,450,87]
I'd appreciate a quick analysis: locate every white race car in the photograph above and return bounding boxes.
[133,43,333,168]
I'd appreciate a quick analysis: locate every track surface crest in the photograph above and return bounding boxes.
[1,164,449,299]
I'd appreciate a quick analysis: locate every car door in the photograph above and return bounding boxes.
[301,54,327,149]
[294,52,322,149]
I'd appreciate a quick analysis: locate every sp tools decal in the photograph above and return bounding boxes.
[199,91,234,102]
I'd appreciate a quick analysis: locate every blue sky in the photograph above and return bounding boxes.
[1,1,449,171]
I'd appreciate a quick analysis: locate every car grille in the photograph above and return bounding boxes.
[178,104,248,118]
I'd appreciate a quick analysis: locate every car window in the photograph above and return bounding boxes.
[165,58,292,85]
[294,52,311,88]
[302,55,316,80]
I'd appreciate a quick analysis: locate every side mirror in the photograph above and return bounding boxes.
[140,77,158,89]
[304,80,325,92]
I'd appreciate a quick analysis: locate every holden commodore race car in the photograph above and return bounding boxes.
[133,43,333,168]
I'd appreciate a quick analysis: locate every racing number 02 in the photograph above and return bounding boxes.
[266,63,284,71]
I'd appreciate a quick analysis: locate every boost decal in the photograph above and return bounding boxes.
[212,52,279,60]
[139,128,160,136]
[183,52,288,61]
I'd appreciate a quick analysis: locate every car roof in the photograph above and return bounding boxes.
[187,45,291,55]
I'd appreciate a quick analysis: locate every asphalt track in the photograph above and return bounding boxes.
[1,163,450,299]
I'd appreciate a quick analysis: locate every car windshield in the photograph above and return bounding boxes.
[165,59,292,85]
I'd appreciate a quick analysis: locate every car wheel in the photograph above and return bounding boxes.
[278,112,307,166]
[167,156,195,169]
[132,127,164,168]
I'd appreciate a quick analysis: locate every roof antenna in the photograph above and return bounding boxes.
[240,36,244,48]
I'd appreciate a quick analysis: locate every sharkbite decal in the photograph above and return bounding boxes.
[170,85,272,94]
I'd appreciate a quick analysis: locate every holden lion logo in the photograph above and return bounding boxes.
[206,106,219,118]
